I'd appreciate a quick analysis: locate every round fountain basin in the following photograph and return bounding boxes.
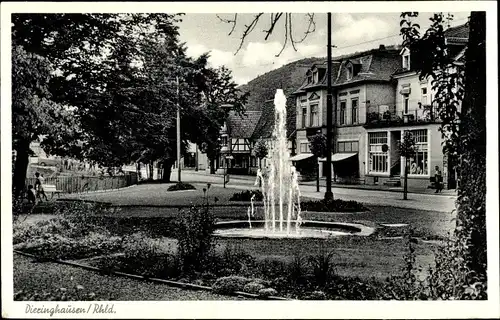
[214,220,374,239]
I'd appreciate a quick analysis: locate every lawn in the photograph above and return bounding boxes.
[14,183,456,300]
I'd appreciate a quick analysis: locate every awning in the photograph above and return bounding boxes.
[319,153,357,162]
[289,153,314,161]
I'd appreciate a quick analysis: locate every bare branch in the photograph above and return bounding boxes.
[289,14,298,52]
[216,13,238,36]
[294,13,316,44]
[264,13,283,41]
[276,14,289,57]
[233,13,264,55]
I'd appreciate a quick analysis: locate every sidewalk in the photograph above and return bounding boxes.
[176,170,457,196]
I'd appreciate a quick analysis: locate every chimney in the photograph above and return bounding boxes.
[379,44,386,51]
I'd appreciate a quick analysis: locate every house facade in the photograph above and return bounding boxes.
[291,45,402,183]
[290,23,468,189]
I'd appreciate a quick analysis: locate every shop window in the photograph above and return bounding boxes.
[407,129,428,175]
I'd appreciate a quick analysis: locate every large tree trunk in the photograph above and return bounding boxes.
[455,12,486,275]
[162,159,174,182]
[209,157,216,174]
[13,139,31,199]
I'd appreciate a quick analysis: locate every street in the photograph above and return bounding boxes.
[172,170,457,213]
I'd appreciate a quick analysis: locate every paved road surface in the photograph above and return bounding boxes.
[172,171,456,213]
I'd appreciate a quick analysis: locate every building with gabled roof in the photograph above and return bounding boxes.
[290,44,402,182]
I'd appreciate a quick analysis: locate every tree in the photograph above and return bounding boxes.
[252,138,269,169]
[193,65,249,174]
[11,45,78,198]
[308,133,327,193]
[400,11,487,293]
[11,13,185,169]
[398,131,416,200]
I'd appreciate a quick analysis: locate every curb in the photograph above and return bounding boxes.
[60,184,138,196]
[13,250,289,301]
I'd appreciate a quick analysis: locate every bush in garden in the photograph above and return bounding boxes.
[167,182,196,191]
[209,244,256,277]
[287,252,309,286]
[258,288,278,298]
[300,199,367,212]
[14,231,123,260]
[174,187,215,274]
[308,247,337,288]
[243,281,267,294]
[212,276,252,294]
[229,189,263,201]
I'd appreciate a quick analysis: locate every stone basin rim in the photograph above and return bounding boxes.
[214,220,375,237]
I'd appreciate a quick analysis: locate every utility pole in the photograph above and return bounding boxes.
[176,75,181,182]
[325,12,334,201]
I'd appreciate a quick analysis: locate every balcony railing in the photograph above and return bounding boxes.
[365,104,437,128]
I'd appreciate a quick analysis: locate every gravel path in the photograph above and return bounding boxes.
[13,254,245,301]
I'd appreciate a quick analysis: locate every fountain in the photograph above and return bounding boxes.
[214,90,374,239]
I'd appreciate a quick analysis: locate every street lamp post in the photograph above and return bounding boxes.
[325,12,334,201]
[176,75,181,183]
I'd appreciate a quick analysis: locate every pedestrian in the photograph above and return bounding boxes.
[35,172,48,201]
[434,166,443,193]
[27,185,37,204]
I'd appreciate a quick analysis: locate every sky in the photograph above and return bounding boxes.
[177,12,471,85]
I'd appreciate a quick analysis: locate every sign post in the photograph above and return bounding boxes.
[224,155,233,188]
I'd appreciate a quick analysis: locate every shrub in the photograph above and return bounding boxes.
[167,182,196,191]
[174,205,215,274]
[308,247,337,287]
[287,252,309,286]
[229,190,263,201]
[258,288,278,298]
[212,276,252,294]
[14,231,123,260]
[243,282,266,294]
[210,244,256,277]
[300,199,367,212]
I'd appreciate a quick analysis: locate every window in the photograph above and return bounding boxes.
[221,136,228,147]
[339,101,347,125]
[407,129,428,175]
[338,141,359,153]
[421,87,428,105]
[403,94,410,114]
[301,106,308,128]
[307,75,312,84]
[300,142,309,153]
[368,132,388,173]
[310,104,319,127]
[403,54,410,70]
[232,138,249,151]
[313,71,318,83]
[351,99,358,124]
[347,64,353,80]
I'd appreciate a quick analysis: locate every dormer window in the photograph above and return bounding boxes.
[313,70,318,83]
[347,63,353,80]
[307,75,312,84]
[400,47,411,71]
